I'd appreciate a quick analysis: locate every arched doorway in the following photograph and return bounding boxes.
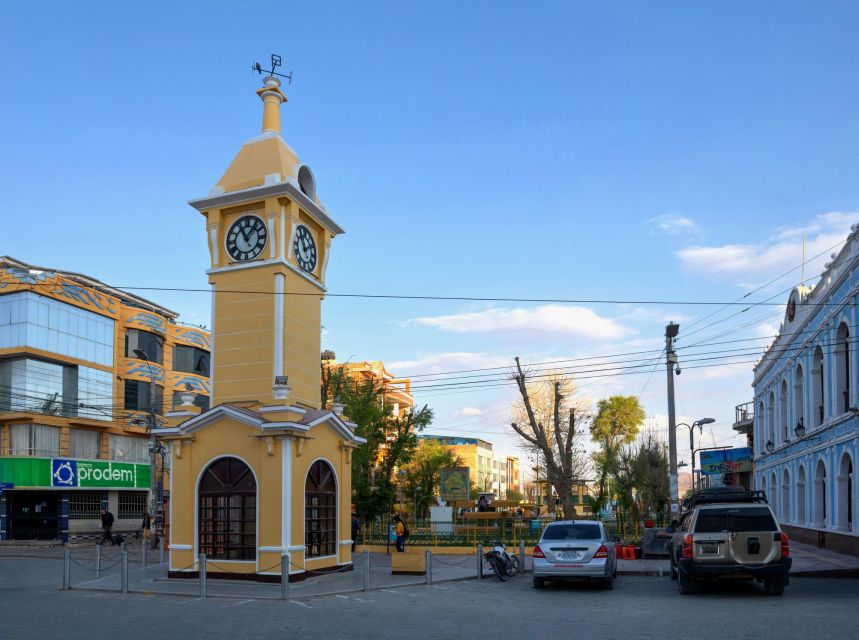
[781,468,791,523]
[838,453,853,532]
[814,459,827,527]
[771,471,779,518]
[305,460,337,558]
[198,457,257,560]
[794,364,805,435]
[836,323,851,414]
[812,346,825,427]
[797,465,807,524]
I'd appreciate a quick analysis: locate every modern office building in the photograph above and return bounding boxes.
[750,224,859,555]
[0,257,210,541]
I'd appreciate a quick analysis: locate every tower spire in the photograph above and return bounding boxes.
[256,76,287,134]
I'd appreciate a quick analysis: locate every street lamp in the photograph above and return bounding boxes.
[676,418,716,494]
[794,420,805,439]
[414,486,422,523]
[765,440,774,453]
[133,349,161,547]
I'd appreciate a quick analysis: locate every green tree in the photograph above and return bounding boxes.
[402,440,462,519]
[322,364,433,522]
[590,396,646,516]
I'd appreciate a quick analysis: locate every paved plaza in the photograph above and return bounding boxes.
[2,544,859,640]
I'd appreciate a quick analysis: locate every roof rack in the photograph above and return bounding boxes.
[685,487,768,508]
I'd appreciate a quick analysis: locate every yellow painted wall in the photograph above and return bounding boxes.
[168,418,353,576]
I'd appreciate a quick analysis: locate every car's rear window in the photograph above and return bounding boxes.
[694,507,777,533]
[542,524,602,540]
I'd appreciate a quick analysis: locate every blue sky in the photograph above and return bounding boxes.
[3,1,859,465]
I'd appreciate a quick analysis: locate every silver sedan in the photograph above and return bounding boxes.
[532,520,617,589]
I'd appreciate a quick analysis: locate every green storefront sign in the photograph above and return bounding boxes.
[0,457,149,490]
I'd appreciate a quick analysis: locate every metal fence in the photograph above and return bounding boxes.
[357,513,670,547]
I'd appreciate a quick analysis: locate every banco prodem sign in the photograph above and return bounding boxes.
[51,458,146,488]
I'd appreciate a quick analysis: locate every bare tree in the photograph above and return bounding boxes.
[510,357,589,519]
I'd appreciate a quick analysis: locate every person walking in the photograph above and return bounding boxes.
[142,511,151,542]
[393,514,406,552]
[99,507,115,545]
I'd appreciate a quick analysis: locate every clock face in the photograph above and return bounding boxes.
[787,297,796,322]
[226,215,267,262]
[293,225,317,273]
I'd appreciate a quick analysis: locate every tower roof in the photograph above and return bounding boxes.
[214,76,307,197]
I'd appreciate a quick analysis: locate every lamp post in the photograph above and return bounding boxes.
[665,322,680,515]
[676,418,716,493]
[133,349,160,546]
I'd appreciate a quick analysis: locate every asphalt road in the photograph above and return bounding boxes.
[2,554,857,640]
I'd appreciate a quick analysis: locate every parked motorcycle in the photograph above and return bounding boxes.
[484,541,520,581]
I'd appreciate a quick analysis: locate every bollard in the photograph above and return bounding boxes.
[425,549,432,585]
[159,537,164,564]
[95,544,101,580]
[363,550,371,592]
[120,548,128,594]
[477,544,483,579]
[519,539,526,573]
[199,553,207,598]
[63,548,71,590]
[281,553,290,601]
[142,539,147,568]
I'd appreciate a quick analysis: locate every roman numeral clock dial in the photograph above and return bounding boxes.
[293,225,317,273]
[226,215,267,262]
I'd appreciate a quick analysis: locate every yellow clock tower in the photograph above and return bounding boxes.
[159,73,364,581]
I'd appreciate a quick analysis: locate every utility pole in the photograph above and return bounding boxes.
[665,322,680,517]
[134,349,160,549]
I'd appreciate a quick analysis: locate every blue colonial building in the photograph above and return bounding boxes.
[751,225,859,554]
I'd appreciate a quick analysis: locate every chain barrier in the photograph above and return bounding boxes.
[430,555,473,566]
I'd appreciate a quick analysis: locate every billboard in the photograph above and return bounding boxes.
[0,457,150,489]
[699,448,751,475]
[439,467,470,502]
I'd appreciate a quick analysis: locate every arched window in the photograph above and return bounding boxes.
[767,391,776,449]
[781,468,791,523]
[797,465,807,524]
[794,364,805,436]
[305,460,336,558]
[838,453,853,532]
[836,323,850,414]
[812,346,825,427]
[771,472,779,518]
[780,379,789,443]
[199,457,257,560]
[758,400,765,455]
[814,459,827,527]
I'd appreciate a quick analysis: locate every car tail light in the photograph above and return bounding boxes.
[779,532,789,558]
[593,544,608,559]
[533,545,545,559]
[682,534,693,558]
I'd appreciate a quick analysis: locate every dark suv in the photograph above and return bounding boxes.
[668,488,791,595]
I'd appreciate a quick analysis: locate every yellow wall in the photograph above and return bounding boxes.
[167,417,353,577]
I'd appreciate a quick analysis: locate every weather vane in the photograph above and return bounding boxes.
[252,53,293,85]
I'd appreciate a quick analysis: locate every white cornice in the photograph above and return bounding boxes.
[188,181,345,236]
[205,258,326,292]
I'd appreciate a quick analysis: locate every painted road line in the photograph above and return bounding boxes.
[290,600,312,608]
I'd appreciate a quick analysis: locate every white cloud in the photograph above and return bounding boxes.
[405,305,631,340]
[676,211,858,283]
[387,352,511,377]
[454,406,484,417]
[647,215,701,237]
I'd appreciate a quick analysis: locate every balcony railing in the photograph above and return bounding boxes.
[734,401,754,425]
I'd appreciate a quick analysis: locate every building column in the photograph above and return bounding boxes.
[0,492,7,540]
[59,492,69,543]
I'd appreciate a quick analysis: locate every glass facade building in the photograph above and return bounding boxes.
[0,291,114,367]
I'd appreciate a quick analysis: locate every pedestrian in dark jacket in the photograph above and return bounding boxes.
[99,508,115,545]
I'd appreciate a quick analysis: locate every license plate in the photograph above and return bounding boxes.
[555,551,581,561]
[700,545,718,555]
